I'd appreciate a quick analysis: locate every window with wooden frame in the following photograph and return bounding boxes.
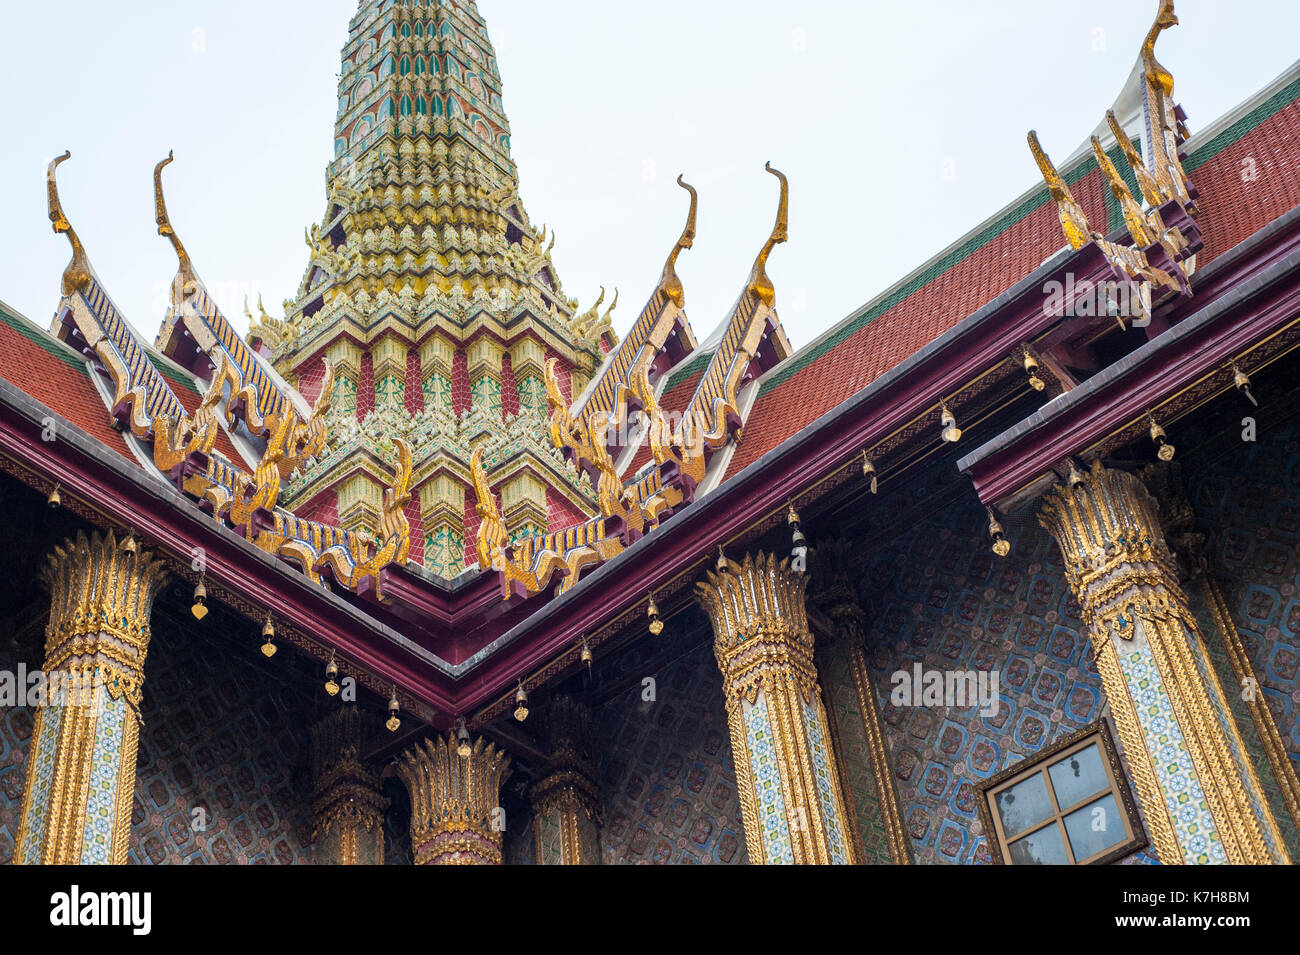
[976,719,1146,865]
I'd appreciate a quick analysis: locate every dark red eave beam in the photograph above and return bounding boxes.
[957,227,1300,506]
[448,241,1144,709]
[0,384,459,716]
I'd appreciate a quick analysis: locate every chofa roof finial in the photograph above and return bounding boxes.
[46,151,91,297]
[746,162,789,308]
[154,150,197,295]
[657,174,698,308]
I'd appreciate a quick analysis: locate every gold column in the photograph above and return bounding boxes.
[531,696,601,865]
[1038,461,1289,865]
[695,551,856,864]
[810,541,911,864]
[1141,463,1300,840]
[310,706,386,865]
[397,734,511,865]
[14,530,169,864]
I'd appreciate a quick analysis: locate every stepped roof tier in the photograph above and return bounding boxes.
[234,0,623,582]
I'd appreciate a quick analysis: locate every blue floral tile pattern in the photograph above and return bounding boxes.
[1116,635,1225,864]
[18,705,63,864]
[745,695,794,864]
[802,698,850,863]
[80,695,126,864]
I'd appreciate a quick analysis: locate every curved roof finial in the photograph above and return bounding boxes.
[46,151,91,296]
[154,151,196,293]
[746,162,789,308]
[657,175,698,308]
[1142,0,1179,99]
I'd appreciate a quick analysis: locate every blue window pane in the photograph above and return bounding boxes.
[1063,794,1125,862]
[1049,743,1108,810]
[995,773,1053,838]
[1008,824,1069,865]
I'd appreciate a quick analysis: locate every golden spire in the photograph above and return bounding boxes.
[1027,131,1093,250]
[746,162,789,308]
[657,175,698,308]
[46,151,91,296]
[154,150,197,294]
[1106,110,1166,208]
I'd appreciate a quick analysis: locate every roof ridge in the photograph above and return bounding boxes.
[749,58,1300,401]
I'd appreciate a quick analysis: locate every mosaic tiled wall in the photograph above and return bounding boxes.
[817,639,903,863]
[126,608,317,864]
[0,636,34,864]
[857,500,1149,865]
[0,602,319,865]
[594,633,749,865]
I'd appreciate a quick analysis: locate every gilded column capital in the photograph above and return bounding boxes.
[41,529,169,708]
[1038,460,1191,641]
[16,529,168,865]
[398,734,511,865]
[695,551,817,707]
[808,537,872,642]
[310,706,387,865]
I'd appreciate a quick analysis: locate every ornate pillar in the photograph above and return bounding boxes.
[371,336,408,410]
[419,475,467,578]
[809,540,911,865]
[15,530,169,864]
[397,734,511,865]
[510,337,547,418]
[419,333,455,417]
[695,551,855,864]
[500,471,548,544]
[466,337,504,420]
[326,339,362,421]
[531,696,601,865]
[1141,463,1300,845]
[310,706,386,865]
[1038,461,1289,864]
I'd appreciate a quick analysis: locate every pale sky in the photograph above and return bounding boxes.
[2,1,1297,353]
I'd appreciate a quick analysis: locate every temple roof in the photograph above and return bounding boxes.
[715,61,1300,485]
[3,3,1298,726]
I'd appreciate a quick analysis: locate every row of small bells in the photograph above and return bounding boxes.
[84,356,1261,753]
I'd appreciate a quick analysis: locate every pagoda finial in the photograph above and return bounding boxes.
[657,175,698,308]
[746,162,789,308]
[46,151,91,297]
[154,151,196,295]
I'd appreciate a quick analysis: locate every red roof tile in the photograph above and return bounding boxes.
[0,302,135,462]
[722,79,1300,482]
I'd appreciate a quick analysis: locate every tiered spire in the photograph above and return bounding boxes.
[254,0,618,579]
